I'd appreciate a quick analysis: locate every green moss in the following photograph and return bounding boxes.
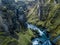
[18,29,34,45]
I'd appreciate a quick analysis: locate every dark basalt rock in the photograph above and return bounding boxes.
[0,0,28,39]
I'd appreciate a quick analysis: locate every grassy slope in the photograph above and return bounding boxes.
[18,29,34,45]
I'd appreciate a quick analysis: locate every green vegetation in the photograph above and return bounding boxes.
[0,0,60,45]
[18,29,34,45]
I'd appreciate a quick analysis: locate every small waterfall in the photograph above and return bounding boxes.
[26,23,60,45]
[26,23,52,45]
[27,23,44,36]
